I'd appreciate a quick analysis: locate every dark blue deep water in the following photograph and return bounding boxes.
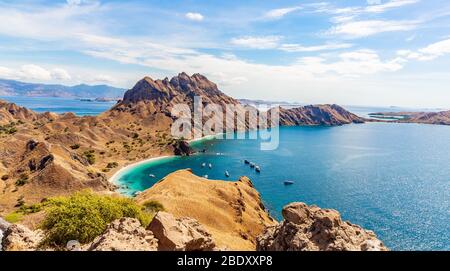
[115,123,450,251]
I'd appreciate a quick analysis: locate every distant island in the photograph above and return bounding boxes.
[369,111,450,125]
[0,78,125,99]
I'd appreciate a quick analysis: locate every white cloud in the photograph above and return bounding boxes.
[185,12,204,21]
[230,36,282,49]
[66,0,98,6]
[0,65,71,82]
[367,0,382,5]
[295,49,404,76]
[230,37,352,52]
[280,43,353,52]
[365,0,419,13]
[327,20,418,38]
[264,6,302,19]
[51,68,72,80]
[398,38,450,61]
[89,74,117,84]
[0,3,101,40]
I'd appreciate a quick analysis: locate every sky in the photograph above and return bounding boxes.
[0,0,450,108]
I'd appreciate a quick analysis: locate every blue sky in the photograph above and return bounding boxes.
[0,0,450,108]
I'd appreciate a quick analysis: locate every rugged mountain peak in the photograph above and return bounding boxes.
[119,73,233,106]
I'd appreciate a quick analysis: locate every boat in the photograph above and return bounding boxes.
[244,159,250,164]
[255,166,261,173]
[284,181,294,185]
[149,174,156,178]
[201,162,206,168]
[208,163,212,169]
[250,162,255,168]
[203,175,208,179]
[225,171,230,177]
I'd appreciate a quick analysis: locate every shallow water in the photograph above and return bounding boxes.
[115,123,450,251]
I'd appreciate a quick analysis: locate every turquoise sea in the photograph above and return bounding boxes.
[2,96,449,250]
[115,123,450,251]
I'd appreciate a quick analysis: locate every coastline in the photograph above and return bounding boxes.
[109,134,221,185]
[108,155,174,185]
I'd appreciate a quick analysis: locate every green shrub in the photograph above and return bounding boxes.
[142,200,165,213]
[40,191,152,246]
[83,150,96,165]
[19,203,44,214]
[70,144,80,150]
[4,212,23,223]
[15,174,29,186]
[106,162,118,169]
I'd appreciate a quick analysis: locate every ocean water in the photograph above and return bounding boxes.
[0,96,116,116]
[115,123,450,251]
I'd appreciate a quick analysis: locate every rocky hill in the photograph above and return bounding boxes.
[369,110,450,125]
[0,72,363,219]
[257,202,388,251]
[136,169,275,250]
[274,104,365,126]
[0,78,125,98]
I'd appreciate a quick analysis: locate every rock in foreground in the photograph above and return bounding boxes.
[88,217,158,251]
[1,223,44,251]
[148,211,216,251]
[256,202,388,251]
[137,169,276,250]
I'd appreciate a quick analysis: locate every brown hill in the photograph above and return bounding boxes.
[0,72,363,214]
[136,169,276,250]
[370,110,450,125]
[274,104,364,126]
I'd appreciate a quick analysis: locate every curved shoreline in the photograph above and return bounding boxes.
[109,134,221,185]
[108,155,175,185]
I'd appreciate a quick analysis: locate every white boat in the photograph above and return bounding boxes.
[149,174,156,178]
[203,175,209,179]
[225,171,230,177]
[208,163,212,169]
[250,162,255,168]
[255,166,261,172]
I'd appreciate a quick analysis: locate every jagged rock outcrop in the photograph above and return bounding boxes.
[148,211,216,251]
[273,104,364,126]
[88,218,158,251]
[0,100,57,125]
[0,217,10,250]
[1,223,44,251]
[172,139,192,156]
[137,170,276,250]
[256,202,388,251]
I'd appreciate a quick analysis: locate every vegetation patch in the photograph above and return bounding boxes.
[39,191,155,246]
[142,200,165,213]
[0,122,19,135]
[83,150,96,165]
[106,162,119,169]
[70,144,80,150]
[15,173,29,186]
[4,212,23,223]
